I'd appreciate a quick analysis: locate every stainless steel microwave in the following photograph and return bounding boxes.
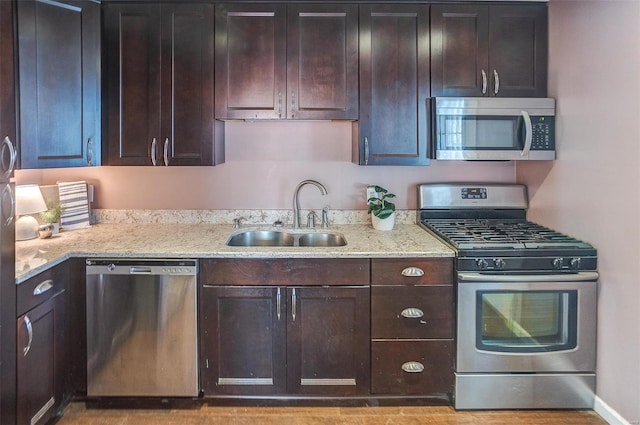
[429,97,555,161]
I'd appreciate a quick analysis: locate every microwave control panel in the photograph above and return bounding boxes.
[530,116,555,150]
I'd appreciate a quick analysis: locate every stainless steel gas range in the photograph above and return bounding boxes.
[417,183,598,410]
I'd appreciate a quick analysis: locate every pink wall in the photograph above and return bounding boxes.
[15,121,515,210]
[517,1,640,422]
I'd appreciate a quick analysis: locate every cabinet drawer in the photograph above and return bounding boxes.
[371,258,453,286]
[371,286,453,339]
[17,265,66,317]
[201,258,370,286]
[371,340,453,395]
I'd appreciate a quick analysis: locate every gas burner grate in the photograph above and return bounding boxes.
[422,219,593,251]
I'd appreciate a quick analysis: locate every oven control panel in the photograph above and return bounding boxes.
[461,187,487,200]
[459,256,597,272]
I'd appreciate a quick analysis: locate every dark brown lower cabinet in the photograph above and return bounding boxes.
[201,285,370,397]
[371,340,453,395]
[16,287,66,425]
[370,258,454,399]
[201,286,286,395]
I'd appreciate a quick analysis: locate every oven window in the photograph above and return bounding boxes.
[476,290,578,353]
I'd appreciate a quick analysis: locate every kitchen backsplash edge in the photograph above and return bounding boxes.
[91,209,417,226]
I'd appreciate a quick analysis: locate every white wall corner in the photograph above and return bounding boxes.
[595,396,634,425]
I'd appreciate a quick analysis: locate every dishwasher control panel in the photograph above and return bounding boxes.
[86,259,197,276]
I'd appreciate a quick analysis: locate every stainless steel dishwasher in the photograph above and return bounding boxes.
[85,259,198,397]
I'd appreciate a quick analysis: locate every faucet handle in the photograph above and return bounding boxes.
[233,217,246,229]
[307,211,319,228]
[322,205,330,228]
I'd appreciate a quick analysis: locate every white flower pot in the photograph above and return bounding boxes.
[371,213,395,231]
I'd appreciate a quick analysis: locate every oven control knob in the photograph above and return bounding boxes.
[552,257,565,270]
[476,259,489,270]
[570,258,582,270]
[493,258,506,270]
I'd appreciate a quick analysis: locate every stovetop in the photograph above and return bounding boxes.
[421,218,595,251]
[417,183,598,272]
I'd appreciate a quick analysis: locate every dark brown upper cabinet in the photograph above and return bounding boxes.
[104,3,222,166]
[0,1,17,181]
[355,4,431,166]
[17,0,101,169]
[215,3,358,120]
[431,4,548,97]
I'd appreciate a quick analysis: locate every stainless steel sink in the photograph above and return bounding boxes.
[226,230,295,247]
[226,230,347,247]
[297,232,347,247]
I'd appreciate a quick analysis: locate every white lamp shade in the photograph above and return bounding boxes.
[15,184,47,215]
[15,185,47,241]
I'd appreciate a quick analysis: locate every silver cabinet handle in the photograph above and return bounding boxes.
[493,69,500,95]
[481,69,487,95]
[291,288,297,321]
[291,91,296,118]
[401,267,424,277]
[150,138,157,166]
[1,136,17,179]
[278,91,282,118]
[23,315,33,357]
[163,138,170,166]
[276,287,281,320]
[364,137,369,165]
[87,137,93,166]
[33,280,54,296]
[1,184,15,226]
[400,307,424,319]
[401,361,424,373]
[520,110,533,157]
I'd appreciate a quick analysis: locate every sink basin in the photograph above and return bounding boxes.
[297,232,347,247]
[226,230,347,247]
[226,230,295,247]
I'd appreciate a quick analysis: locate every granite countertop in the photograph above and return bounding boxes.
[15,223,454,283]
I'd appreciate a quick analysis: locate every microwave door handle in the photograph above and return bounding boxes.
[520,111,533,157]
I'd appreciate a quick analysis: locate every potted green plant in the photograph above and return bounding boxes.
[40,200,65,234]
[367,185,396,231]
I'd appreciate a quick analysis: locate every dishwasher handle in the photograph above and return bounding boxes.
[130,267,152,274]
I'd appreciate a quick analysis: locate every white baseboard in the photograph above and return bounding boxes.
[594,396,633,425]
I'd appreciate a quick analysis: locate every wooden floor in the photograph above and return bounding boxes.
[56,402,608,425]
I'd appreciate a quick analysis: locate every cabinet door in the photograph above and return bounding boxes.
[201,286,286,395]
[287,286,370,396]
[0,183,15,424]
[357,4,430,166]
[215,3,286,119]
[431,5,489,97]
[160,4,218,166]
[432,4,547,98]
[0,0,16,181]
[18,0,101,168]
[287,4,358,120]
[488,5,548,97]
[16,291,66,425]
[104,4,161,165]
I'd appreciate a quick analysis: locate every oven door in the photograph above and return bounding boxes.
[431,97,555,161]
[456,272,598,373]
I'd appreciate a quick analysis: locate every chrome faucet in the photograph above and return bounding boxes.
[292,180,328,228]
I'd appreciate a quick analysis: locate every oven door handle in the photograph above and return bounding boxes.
[458,271,599,283]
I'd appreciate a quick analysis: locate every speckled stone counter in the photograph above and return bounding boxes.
[15,223,453,283]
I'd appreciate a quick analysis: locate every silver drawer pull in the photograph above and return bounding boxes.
[401,361,424,373]
[33,280,54,296]
[400,307,424,319]
[401,267,424,277]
